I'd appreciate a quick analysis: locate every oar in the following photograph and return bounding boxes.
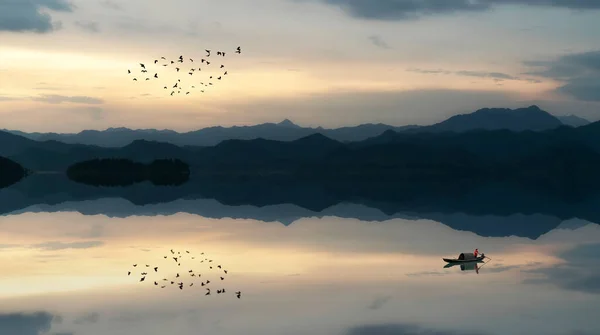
[477,257,493,271]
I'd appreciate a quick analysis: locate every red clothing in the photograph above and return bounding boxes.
[474,249,479,257]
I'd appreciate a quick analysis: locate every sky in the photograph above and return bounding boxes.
[0,211,600,335]
[1,0,600,132]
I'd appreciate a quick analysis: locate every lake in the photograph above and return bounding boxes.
[0,176,599,335]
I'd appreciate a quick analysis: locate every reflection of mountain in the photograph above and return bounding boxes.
[2,174,599,239]
[523,242,600,295]
[0,156,27,188]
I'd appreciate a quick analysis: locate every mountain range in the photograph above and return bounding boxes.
[2,105,590,147]
[1,106,600,185]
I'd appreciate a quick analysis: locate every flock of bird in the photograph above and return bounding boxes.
[128,248,241,299]
[128,46,242,96]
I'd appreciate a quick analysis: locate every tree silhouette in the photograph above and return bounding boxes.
[66,158,190,187]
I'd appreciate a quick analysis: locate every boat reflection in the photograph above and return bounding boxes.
[444,260,488,274]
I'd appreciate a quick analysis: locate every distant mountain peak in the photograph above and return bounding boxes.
[106,127,131,132]
[557,114,591,127]
[278,119,299,127]
[292,132,341,146]
[424,105,563,133]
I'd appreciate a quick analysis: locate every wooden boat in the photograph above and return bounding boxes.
[443,252,485,264]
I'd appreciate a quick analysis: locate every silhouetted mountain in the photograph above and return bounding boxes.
[66,158,190,186]
[557,115,591,127]
[3,120,600,185]
[1,174,599,239]
[410,105,563,133]
[359,119,600,155]
[0,156,28,188]
[3,106,571,147]
[2,121,418,147]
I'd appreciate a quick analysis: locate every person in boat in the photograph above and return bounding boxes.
[473,248,479,257]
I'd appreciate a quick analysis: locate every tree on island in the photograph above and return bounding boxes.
[66,158,190,187]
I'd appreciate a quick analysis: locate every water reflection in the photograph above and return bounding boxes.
[2,173,600,240]
[1,174,600,335]
[0,211,599,335]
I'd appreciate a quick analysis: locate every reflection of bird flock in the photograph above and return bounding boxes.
[128,46,242,96]
[128,248,241,299]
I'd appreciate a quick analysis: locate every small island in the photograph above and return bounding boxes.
[0,156,28,188]
[66,158,190,187]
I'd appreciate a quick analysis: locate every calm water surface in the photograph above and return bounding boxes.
[1,200,599,335]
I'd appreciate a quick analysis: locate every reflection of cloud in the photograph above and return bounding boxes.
[368,295,392,310]
[406,261,545,276]
[346,323,488,335]
[31,241,104,250]
[368,35,391,49]
[405,270,447,277]
[485,265,524,273]
[73,312,99,324]
[74,20,100,33]
[0,311,59,335]
[523,243,600,294]
[99,0,121,10]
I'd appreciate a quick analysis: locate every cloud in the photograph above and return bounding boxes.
[32,86,64,91]
[74,20,99,33]
[522,243,600,295]
[30,241,104,250]
[368,35,391,49]
[223,88,525,127]
[0,311,60,335]
[317,0,600,21]
[368,296,392,310]
[0,0,74,33]
[406,68,453,75]
[114,18,198,37]
[407,68,540,83]
[345,323,488,335]
[83,106,105,120]
[30,94,104,104]
[524,50,600,101]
